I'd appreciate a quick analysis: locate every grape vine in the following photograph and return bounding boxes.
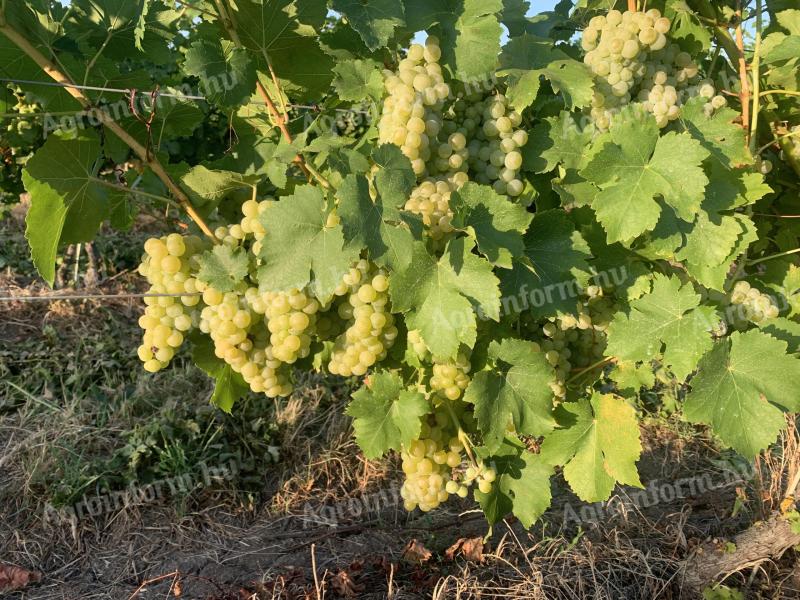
[3,0,800,528]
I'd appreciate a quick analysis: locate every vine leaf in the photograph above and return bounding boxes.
[464,338,556,453]
[684,330,800,458]
[338,173,415,270]
[499,33,594,112]
[197,245,249,293]
[450,182,533,268]
[346,372,430,459]
[331,0,405,50]
[257,185,358,299]
[389,238,500,359]
[523,111,595,174]
[22,132,112,286]
[475,437,553,527]
[539,393,643,503]
[499,210,592,318]
[676,98,753,168]
[183,39,257,108]
[371,144,417,209]
[192,333,249,413]
[606,274,715,382]
[403,0,503,79]
[580,107,709,244]
[332,58,385,102]
[229,0,333,99]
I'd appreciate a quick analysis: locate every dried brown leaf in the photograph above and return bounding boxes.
[401,539,432,565]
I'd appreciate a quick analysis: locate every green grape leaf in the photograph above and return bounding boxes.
[539,393,643,503]
[581,107,709,244]
[173,165,252,211]
[499,33,594,112]
[500,0,530,36]
[684,330,800,457]
[230,0,333,99]
[183,39,257,108]
[134,0,153,52]
[346,371,430,458]
[499,210,592,318]
[475,438,553,527]
[22,132,111,285]
[257,185,358,298]
[192,333,249,413]
[371,144,416,210]
[686,217,759,291]
[524,112,595,173]
[606,274,715,381]
[464,338,556,453]
[665,0,712,52]
[450,182,533,268]
[332,0,405,50]
[676,98,753,168]
[332,58,385,102]
[389,238,501,359]
[403,0,503,79]
[609,360,657,395]
[338,173,415,270]
[197,245,250,293]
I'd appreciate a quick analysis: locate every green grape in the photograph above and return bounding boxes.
[329,261,397,377]
[137,234,207,372]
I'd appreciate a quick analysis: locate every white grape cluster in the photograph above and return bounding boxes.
[198,285,291,398]
[328,261,398,377]
[263,290,319,364]
[582,8,727,130]
[456,93,526,196]
[378,37,450,177]
[407,329,430,361]
[400,412,496,512]
[524,286,615,398]
[731,281,780,323]
[404,178,458,241]
[137,234,206,373]
[430,353,471,401]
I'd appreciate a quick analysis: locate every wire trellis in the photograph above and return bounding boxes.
[0,77,374,117]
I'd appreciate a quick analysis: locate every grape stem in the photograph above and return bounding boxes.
[748,0,763,155]
[442,399,477,465]
[0,15,218,242]
[746,248,800,267]
[733,1,751,139]
[760,90,800,99]
[566,356,615,383]
[211,0,331,191]
[627,0,636,12]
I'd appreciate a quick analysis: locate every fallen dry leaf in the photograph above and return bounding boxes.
[445,537,486,563]
[331,569,363,598]
[401,539,432,565]
[0,563,42,591]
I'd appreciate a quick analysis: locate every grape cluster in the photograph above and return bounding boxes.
[404,178,458,241]
[457,92,526,196]
[731,280,780,323]
[379,39,531,243]
[400,410,496,512]
[378,37,450,176]
[524,286,616,398]
[582,8,727,130]
[407,329,430,361]
[263,289,319,364]
[430,353,471,401]
[137,234,206,372]
[328,261,398,377]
